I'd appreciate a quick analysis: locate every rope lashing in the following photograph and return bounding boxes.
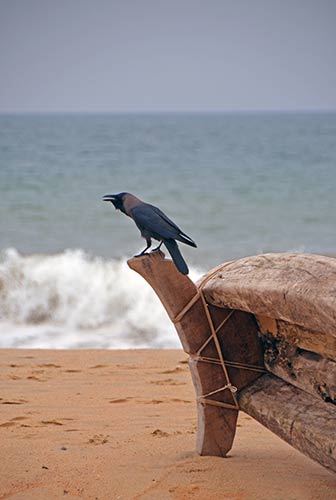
[195,356,266,373]
[172,260,266,410]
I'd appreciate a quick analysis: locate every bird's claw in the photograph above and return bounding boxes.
[133,249,165,258]
[152,242,163,252]
[134,251,149,257]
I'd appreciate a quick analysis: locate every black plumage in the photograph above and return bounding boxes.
[103,192,196,275]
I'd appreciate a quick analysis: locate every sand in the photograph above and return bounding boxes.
[0,349,335,500]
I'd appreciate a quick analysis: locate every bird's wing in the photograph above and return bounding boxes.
[150,205,197,247]
[148,205,183,231]
[131,204,181,240]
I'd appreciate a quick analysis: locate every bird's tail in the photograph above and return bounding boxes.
[164,239,189,275]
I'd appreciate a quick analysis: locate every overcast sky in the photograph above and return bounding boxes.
[1,0,335,113]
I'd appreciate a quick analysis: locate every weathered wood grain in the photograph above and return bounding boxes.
[239,373,336,473]
[257,315,336,362]
[202,253,336,340]
[259,332,336,404]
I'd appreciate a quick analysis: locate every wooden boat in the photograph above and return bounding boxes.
[128,251,336,473]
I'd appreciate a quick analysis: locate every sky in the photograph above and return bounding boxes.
[0,0,336,113]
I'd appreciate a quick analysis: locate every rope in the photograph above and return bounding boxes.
[200,383,238,398]
[172,290,201,324]
[196,310,235,355]
[172,261,265,410]
[195,356,266,373]
[199,290,239,409]
[172,260,236,326]
[198,399,238,410]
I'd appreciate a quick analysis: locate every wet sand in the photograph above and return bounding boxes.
[0,349,335,500]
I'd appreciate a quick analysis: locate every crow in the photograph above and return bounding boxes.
[103,192,196,275]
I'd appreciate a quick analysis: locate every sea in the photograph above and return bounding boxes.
[0,112,335,349]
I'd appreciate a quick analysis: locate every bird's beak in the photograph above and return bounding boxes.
[103,194,117,202]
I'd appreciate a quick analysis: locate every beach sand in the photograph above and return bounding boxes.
[0,349,335,500]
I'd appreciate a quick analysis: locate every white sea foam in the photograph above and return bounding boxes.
[0,248,203,349]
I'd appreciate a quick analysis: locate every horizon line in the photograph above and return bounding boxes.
[1,108,336,116]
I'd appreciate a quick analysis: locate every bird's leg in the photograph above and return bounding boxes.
[152,241,163,252]
[134,238,152,257]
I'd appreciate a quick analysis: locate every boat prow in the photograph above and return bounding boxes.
[128,251,336,472]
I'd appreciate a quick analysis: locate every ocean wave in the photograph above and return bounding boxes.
[0,248,203,349]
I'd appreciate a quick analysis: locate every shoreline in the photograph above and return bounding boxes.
[1,348,335,500]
